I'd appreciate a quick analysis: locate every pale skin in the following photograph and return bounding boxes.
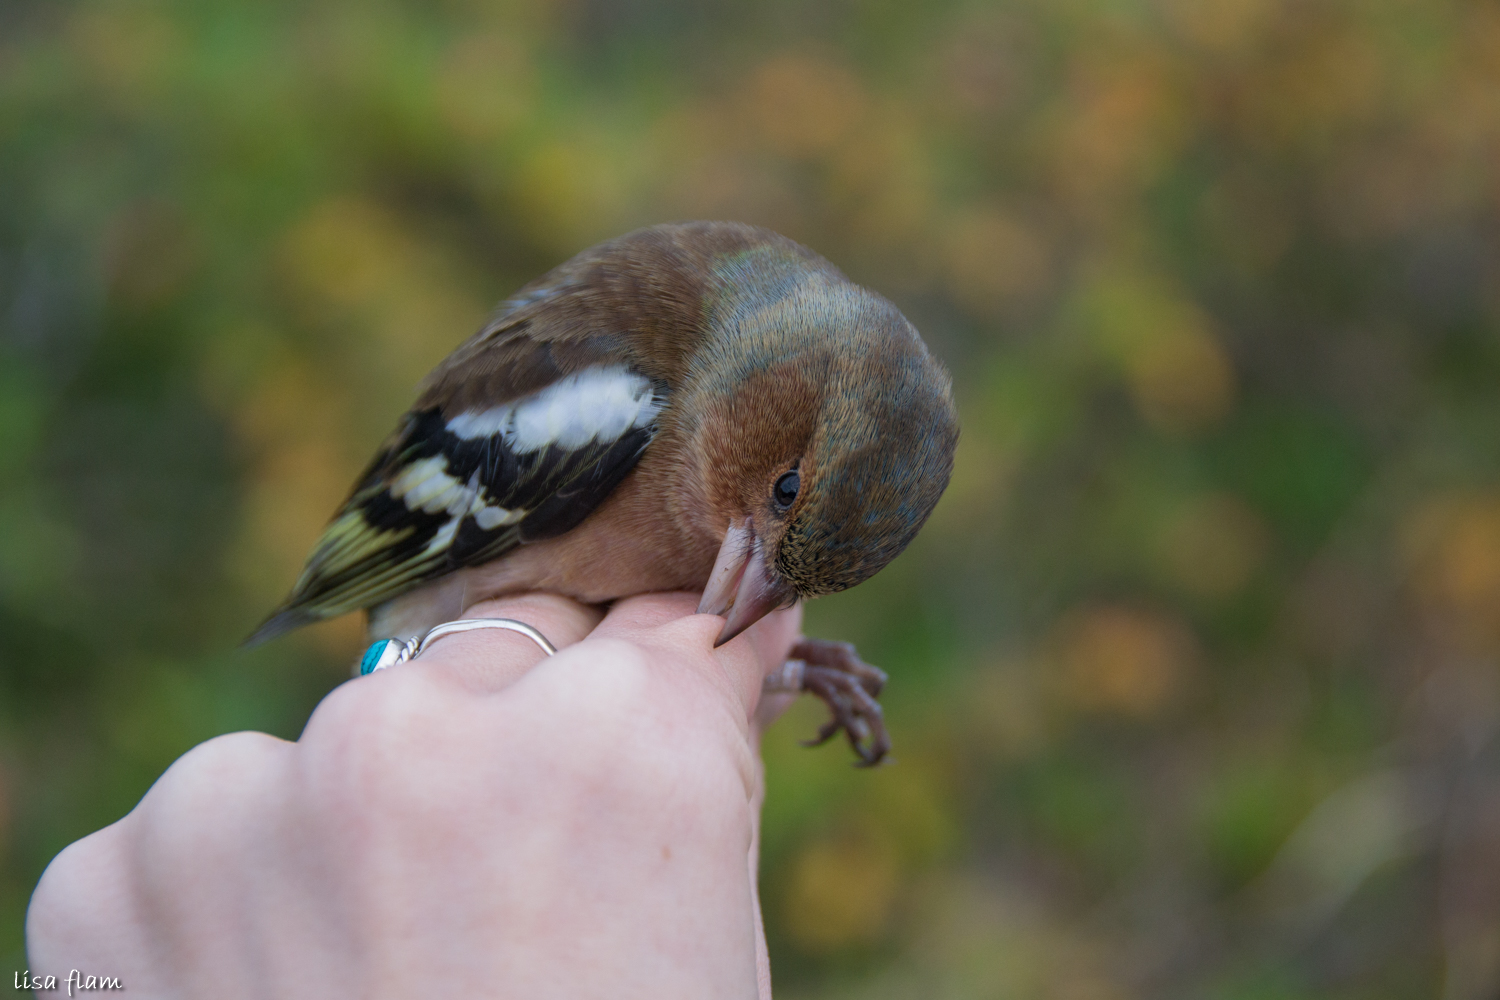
[26,592,802,999]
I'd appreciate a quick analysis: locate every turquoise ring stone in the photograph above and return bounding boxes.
[359,639,408,676]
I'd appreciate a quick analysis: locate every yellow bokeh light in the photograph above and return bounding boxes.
[782,826,899,953]
[1049,604,1197,718]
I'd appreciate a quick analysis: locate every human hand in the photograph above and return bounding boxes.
[26,592,802,999]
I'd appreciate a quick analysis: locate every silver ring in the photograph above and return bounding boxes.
[359,618,556,675]
[417,618,558,657]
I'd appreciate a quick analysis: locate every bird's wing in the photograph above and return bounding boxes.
[245,294,667,645]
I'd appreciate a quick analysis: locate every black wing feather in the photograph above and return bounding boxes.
[245,376,663,646]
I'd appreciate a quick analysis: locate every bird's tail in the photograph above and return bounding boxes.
[242,605,322,648]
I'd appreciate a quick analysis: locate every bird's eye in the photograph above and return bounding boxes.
[774,471,800,509]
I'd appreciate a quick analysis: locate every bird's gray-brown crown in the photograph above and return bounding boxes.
[689,242,959,642]
[775,307,958,597]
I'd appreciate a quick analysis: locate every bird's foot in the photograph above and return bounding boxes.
[762,639,891,767]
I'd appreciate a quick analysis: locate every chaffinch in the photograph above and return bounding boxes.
[247,221,958,763]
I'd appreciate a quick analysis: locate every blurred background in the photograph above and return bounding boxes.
[4,0,1500,995]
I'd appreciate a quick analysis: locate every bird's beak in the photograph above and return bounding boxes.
[697,516,797,647]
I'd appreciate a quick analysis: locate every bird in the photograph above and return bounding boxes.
[247,221,959,763]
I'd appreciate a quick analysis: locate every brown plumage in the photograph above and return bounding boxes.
[248,221,959,762]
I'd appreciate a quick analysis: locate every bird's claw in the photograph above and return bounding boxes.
[768,638,891,766]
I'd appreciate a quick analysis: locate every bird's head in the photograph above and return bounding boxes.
[690,267,959,645]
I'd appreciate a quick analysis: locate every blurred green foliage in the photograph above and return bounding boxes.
[5,0,1500,995]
